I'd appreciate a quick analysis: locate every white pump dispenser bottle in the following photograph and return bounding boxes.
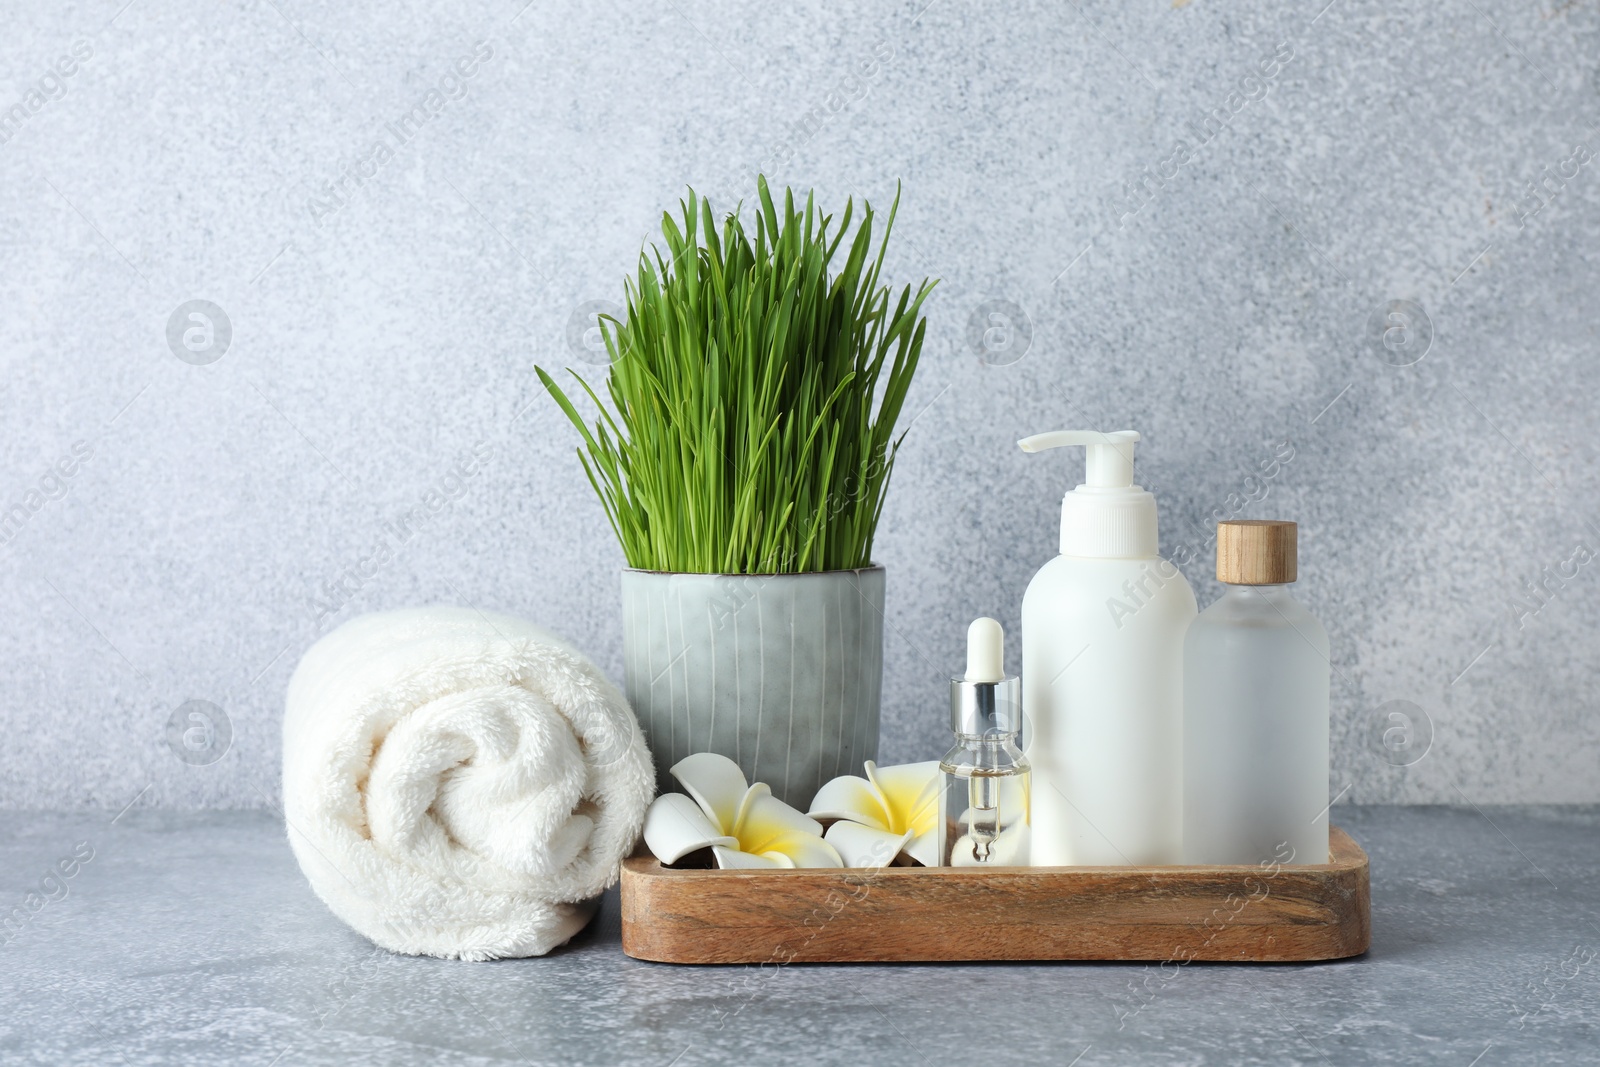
[1019,431,1196,866]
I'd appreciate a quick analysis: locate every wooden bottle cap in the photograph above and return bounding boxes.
[1216,520,1297,584]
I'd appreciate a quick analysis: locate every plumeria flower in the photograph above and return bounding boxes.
[808,760,940,867]
[642,752,842,869]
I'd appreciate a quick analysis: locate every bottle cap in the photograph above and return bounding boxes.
[1216,520,1297,584]
[1018,430,1159,558]
[952,618,1022,737]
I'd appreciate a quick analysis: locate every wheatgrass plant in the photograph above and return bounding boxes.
[538,177,936,575]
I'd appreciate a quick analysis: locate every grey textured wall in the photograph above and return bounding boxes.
[2,0,1597,810]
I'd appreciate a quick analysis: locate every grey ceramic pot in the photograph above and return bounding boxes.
[620,566,885,808]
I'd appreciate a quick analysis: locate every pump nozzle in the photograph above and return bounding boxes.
[1017,430,1140,487]
[1018,429,1158,558]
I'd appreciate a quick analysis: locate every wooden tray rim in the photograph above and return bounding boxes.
[625,824,1366,881]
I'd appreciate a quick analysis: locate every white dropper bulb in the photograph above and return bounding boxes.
[965,617,1005,683]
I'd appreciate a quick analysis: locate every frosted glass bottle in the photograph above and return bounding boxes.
[1183,521,1330,866]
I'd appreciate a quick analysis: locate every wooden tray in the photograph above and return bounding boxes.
[621,826,1369,964]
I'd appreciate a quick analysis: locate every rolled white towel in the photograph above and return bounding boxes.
[282,606,653,961]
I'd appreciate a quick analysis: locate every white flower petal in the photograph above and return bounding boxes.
[712,845,786,869]
[733,789,825,855]
[864,760,941,836]
[808,774,891,830]
[643,793,737,864]
[825,820,913,869]
[732,780,771,831]
[903,828,939,868]
[907,778,941,827]
[755,850,799,868]
[670,752,749,833]
[767,832,844,868]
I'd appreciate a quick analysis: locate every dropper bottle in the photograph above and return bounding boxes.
[938,618,1031,866]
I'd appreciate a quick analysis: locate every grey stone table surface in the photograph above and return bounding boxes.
[2,806,1596,1066]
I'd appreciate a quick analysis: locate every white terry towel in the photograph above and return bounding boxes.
[282,606,654,961]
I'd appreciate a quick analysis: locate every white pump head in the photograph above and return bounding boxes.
[1019,430,1159,558]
